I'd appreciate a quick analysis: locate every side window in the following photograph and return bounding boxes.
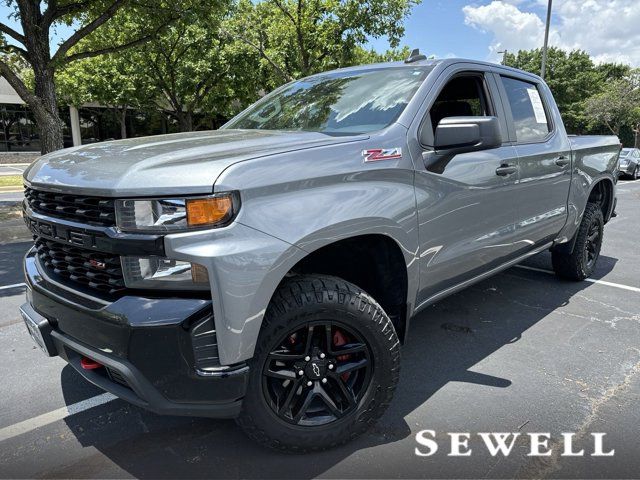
[430,75,491,132]
[501,76,551,143]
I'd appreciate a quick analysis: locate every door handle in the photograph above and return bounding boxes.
[495,165,517,176]
[555,156,570,167]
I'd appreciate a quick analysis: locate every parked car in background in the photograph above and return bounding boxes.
[618,148,640,179]
[21,55,620,452]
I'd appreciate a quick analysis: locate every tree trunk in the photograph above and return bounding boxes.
[118,108,127,139]
[634,125,640,149]
[176,110,193,132]
[31,54,65,154]
[34,110,65,154]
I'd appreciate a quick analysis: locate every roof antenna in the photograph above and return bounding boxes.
[405,48,427,64]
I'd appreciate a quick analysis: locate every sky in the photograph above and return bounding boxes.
[369,0,640,67]
[1,0,639,67]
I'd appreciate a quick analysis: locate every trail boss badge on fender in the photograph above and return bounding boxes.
[362,148,402,162]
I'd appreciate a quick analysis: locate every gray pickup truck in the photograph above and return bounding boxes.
[21,53,619,452]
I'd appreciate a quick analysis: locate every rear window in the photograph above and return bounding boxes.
[501,76,551,143]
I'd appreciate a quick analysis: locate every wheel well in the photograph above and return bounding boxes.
[588,179,614,222]
[286,235,409,341]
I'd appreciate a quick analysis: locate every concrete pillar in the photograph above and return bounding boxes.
[69,105,82,147]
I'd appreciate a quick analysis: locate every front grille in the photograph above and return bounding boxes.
[34,237,125,295]
[25,187,116,227]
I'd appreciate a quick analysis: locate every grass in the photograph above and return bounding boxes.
[0,175,24,188]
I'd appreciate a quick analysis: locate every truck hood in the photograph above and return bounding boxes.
[25,129,367,197]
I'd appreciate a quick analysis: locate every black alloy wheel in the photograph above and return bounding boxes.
[262,321,372,426]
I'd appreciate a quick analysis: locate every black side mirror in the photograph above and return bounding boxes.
[434,116,502,155]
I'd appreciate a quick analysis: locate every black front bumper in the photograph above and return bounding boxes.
[22,250,248,418]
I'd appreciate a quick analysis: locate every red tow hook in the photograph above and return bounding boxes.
[80,356,103,370]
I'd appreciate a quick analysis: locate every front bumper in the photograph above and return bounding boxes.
[22,250,248,418]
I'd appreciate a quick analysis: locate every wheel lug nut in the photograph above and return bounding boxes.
[304,356,310,361]
[328,364,334,370]
[307,381,313,387]
[322,378,327,384]
[319,353,326,359]
[298,370,304,376]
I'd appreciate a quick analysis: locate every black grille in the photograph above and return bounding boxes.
[34,237,125,295]
[25,187,116,227]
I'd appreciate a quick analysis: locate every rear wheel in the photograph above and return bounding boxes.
[633,166,639,180]
[237,274,400,452]
[552,202,604,281]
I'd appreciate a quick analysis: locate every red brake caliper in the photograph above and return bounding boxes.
[333,329,351,381]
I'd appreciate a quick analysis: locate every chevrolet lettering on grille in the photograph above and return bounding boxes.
[25,215,96,249]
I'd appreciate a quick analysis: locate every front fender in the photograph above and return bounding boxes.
[165,218,418,365]
[164,223,306,365]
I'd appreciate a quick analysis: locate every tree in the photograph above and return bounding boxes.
[584,70,640,144]
[0,0,198,153]
[134,5,262,132]
[57,53,152,139]
[226,0,419,86]
[504,48,629,134]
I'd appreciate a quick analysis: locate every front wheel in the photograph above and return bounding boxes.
[633,166,639,180]
[552,202,604,281]
[236,275,400,453]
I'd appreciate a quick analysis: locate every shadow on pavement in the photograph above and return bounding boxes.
[57,252,617,479]
[0,241,31,296]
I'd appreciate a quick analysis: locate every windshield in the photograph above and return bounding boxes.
[621,148,632,156]
[224,67,432,134]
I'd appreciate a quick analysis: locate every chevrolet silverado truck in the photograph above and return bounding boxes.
[21,53,620,452]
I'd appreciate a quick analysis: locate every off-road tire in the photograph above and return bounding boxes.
[236,274,401,453]
[552,202,604,281]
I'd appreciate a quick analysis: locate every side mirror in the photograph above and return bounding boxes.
[434,116,502,155]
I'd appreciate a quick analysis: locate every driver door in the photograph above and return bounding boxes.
[410,66,523,307]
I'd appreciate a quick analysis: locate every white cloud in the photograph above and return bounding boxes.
[463,0,640,66]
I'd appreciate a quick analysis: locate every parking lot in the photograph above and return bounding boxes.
[0,180,639,479]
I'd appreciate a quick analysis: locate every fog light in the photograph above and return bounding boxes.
[121,256,209,290]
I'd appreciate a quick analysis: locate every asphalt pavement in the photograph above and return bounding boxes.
[0,164,29,176]
[1,180,640,478]
[0,192,24,202]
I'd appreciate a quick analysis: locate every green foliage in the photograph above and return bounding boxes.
[504,47,630,134]
[226,0,419,85]
[52,0,420,132]
[584,70,640,143]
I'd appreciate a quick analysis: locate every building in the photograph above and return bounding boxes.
[0,78,176,152]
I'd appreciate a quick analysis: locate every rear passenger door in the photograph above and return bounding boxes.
[496,74,572,248]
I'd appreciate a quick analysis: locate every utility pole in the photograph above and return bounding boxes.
[497,50,508,66]
[541,0,553,79]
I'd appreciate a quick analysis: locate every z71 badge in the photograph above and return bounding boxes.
[362,148,402,162]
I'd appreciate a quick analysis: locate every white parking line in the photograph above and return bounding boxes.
[514,265,640,293]
[0,282,26,291]
[0,393,116,443]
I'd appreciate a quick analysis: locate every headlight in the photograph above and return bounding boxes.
[121,256,210,290]
[115,193,238,233]
[620,158,629,166]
